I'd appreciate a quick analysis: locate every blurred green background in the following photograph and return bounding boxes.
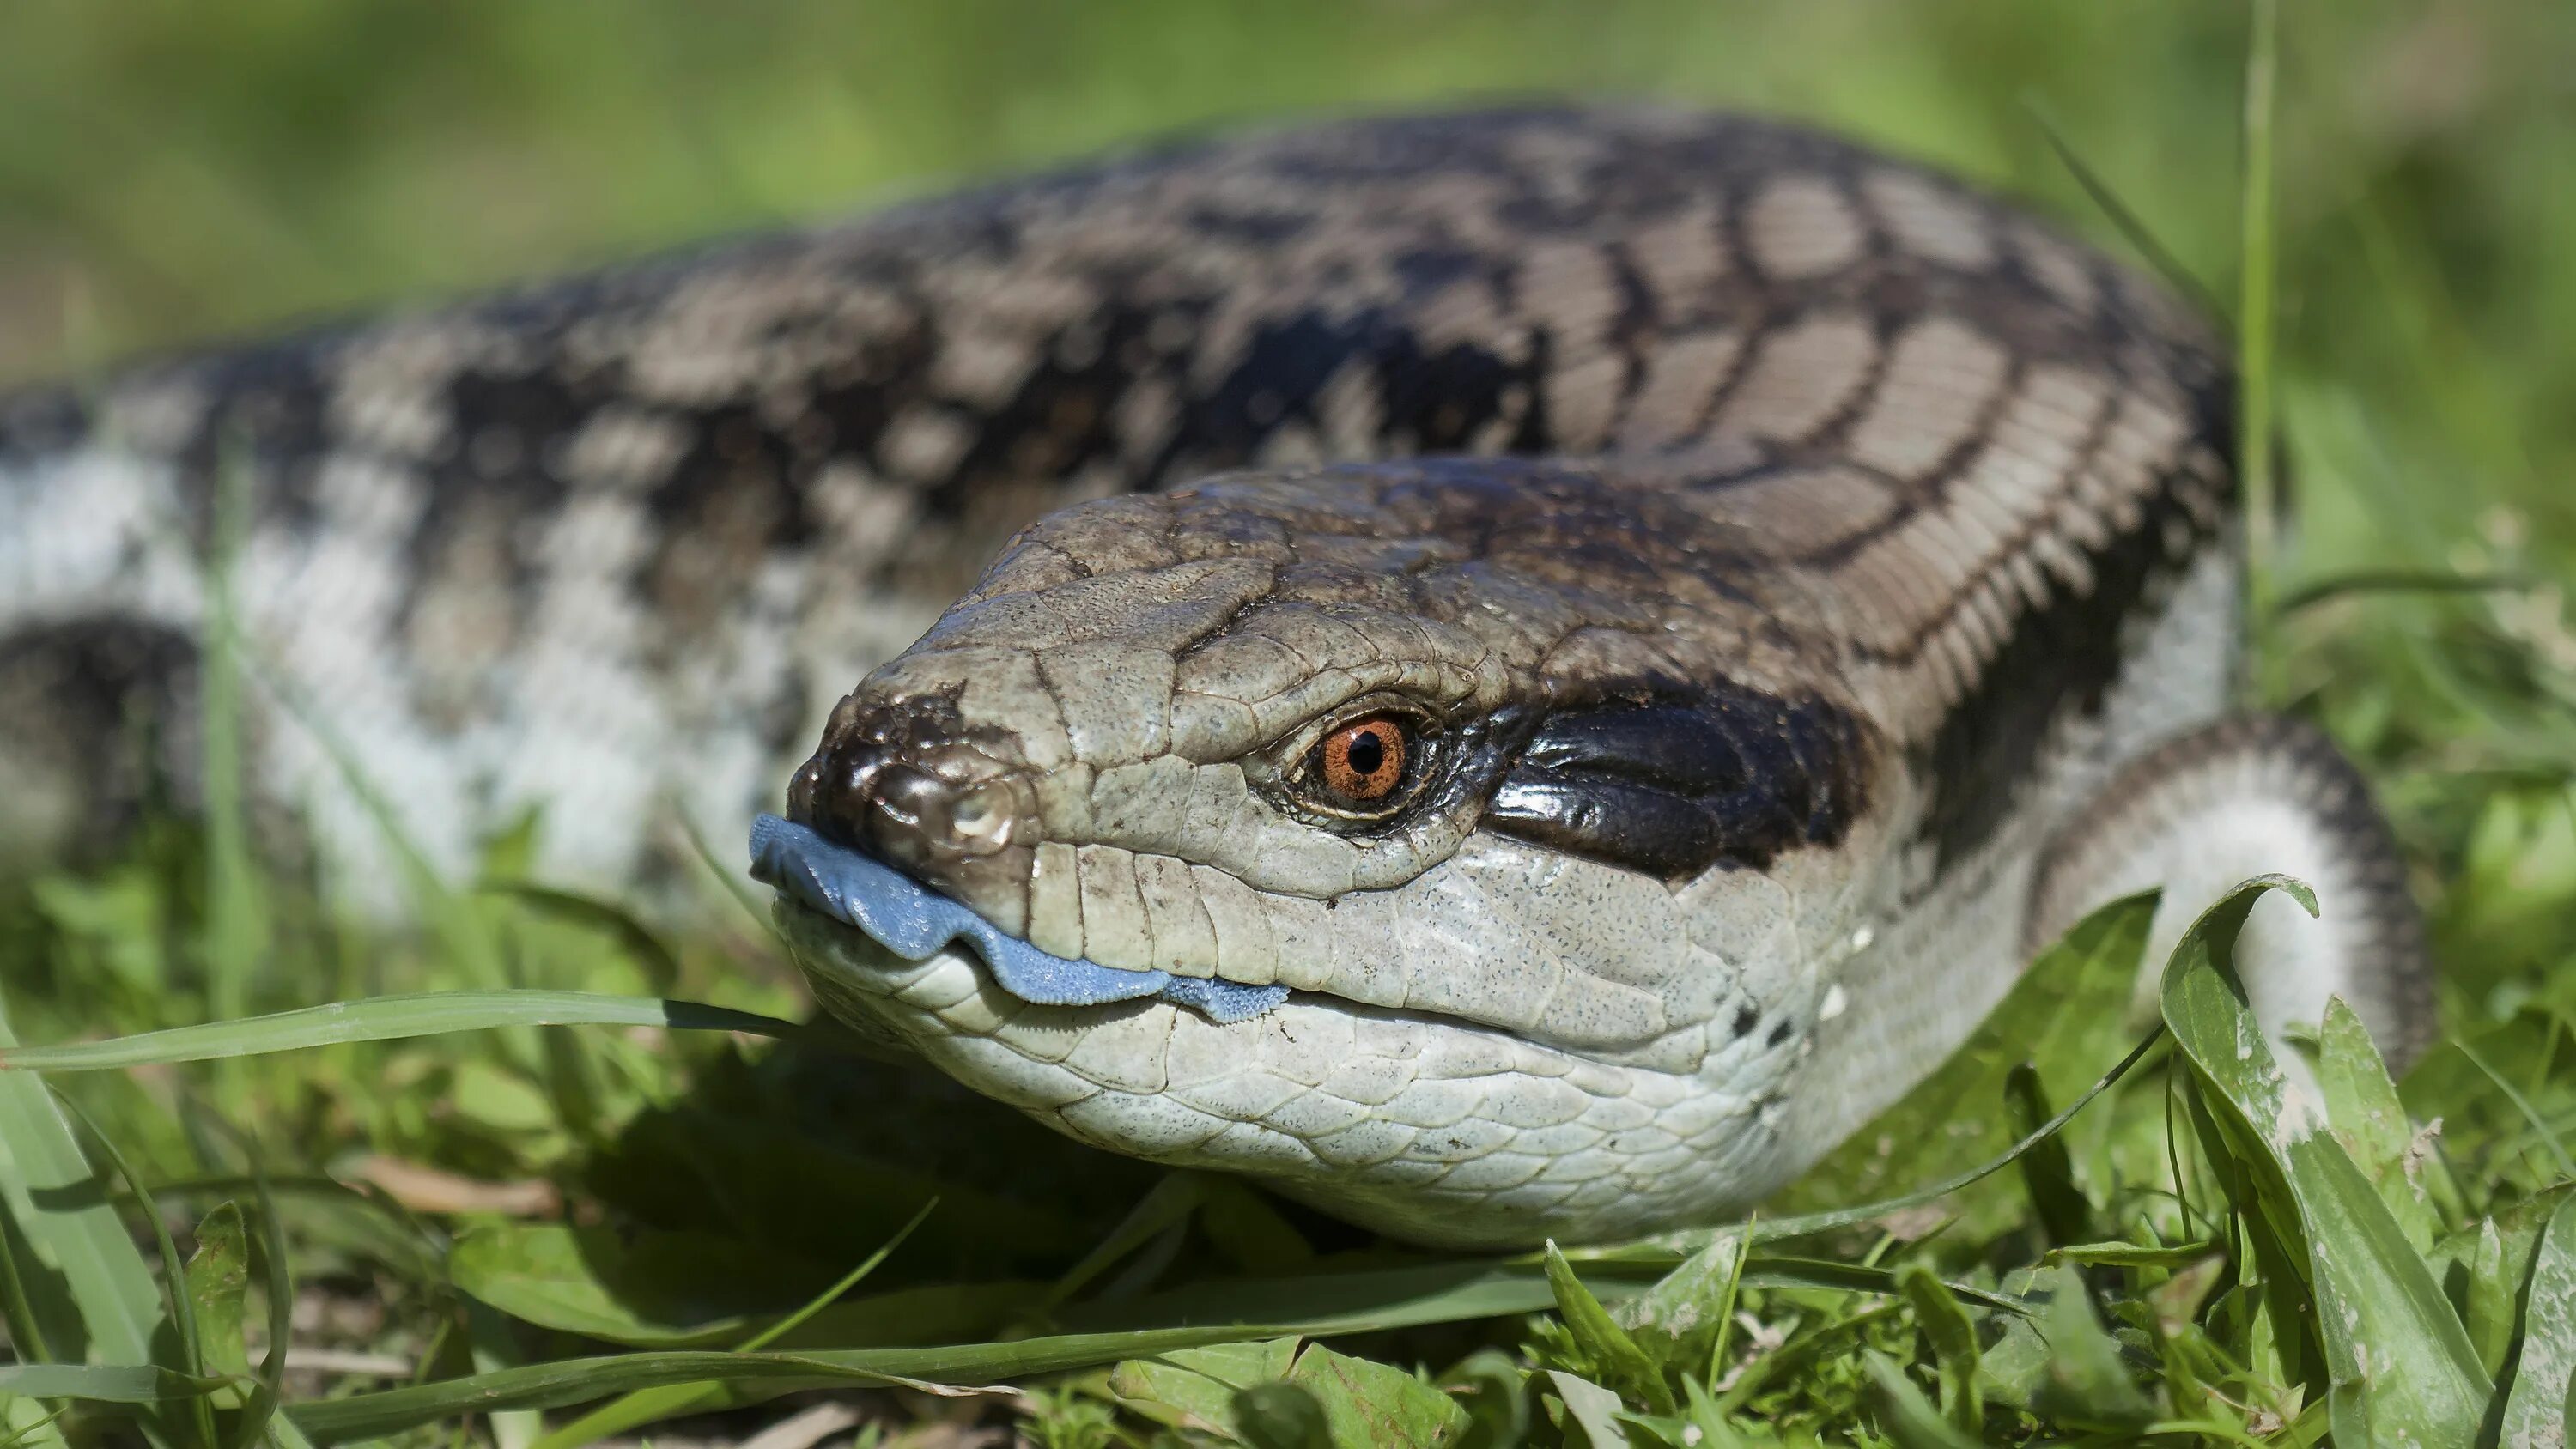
[1,10,2571,1437]
[0,0,2568,1011]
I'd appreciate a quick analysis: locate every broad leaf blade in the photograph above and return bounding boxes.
[1111,1337,1298,1438]
[1545,1243,1670,1415]
[449,1222,836,1347]
[1288,1343,1468,1448]
[180,1203,252,1381]
[2315,996,2442,1254]
[2024,1264,2156,1430]
[1546,1369,1630,1449]
[1859,1350,1981,1449]
[2436,1183,2574,1381]
[1895,1263,1982,1434]
[1234,1381,1334,1449]
[2158,875,2492,1446]
[1613,1232,1745,1388]
[2500,1192,2576,1449]
[0,995,161,1368]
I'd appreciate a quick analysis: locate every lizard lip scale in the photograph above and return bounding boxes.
[749,813,1290,1023]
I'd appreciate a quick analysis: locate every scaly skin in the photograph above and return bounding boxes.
[0,108,2428,1245]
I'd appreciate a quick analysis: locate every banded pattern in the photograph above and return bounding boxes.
[0,107,2222,894]
[0,108,2417,1246]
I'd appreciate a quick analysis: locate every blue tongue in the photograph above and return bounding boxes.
[749,814,1288,1025]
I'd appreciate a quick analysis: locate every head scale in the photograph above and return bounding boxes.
[772,458,1892,1246]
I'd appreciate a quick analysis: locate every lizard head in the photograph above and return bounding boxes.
[758,458,1893,1246]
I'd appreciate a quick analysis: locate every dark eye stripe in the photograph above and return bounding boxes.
[1517,702,1749,794]
[1484,688,1866,879]
[1486,773,1728,878]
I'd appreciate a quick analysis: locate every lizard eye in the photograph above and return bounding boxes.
[1320,715,1407,800]
[1300,709,1430,817]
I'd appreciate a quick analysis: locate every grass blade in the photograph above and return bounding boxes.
[1042,1173,1203,1313]
[285,1332,1203,1443]
[0,993,162,1367]
[0,1367,223,1404]
[293,1260,1619,1443]
[526,1200,938,1448]
[1055,1259,1592,1337]
[2272,567,2538,618]
[2453,1037,2576,1180]
[2040,1240,2221,1271]
[52,1092,218,1448]
[444,1224,1020,1349]
[679,809,781,940]
[295,1243,2015,1446]
[0,993,803,1074]
[2005,1063,2093,1246]
[2020,94,2223,325]
[228,1134,299,1449]
[1736,1258,2024,1319]
[0,1185,53,1365]
[465,1299,539,1449]
[0,1397,70,1449]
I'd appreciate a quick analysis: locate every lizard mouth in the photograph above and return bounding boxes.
[750,814,1291,1025]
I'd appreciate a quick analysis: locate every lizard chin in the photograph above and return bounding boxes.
[763,886,1794,1250]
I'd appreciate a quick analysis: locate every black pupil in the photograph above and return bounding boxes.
[1346,729,1386,777]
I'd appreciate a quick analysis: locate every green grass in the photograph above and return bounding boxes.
[3,2,2574,1445]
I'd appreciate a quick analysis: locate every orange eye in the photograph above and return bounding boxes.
[1315,714,1411,804]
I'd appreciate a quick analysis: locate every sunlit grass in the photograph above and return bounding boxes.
[3,3,2574,1446]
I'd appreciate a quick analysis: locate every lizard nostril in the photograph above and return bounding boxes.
[786,700,1030,875]
[945,782,1016,851]
[869,769,1019,859]
[866,763,1021,862]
